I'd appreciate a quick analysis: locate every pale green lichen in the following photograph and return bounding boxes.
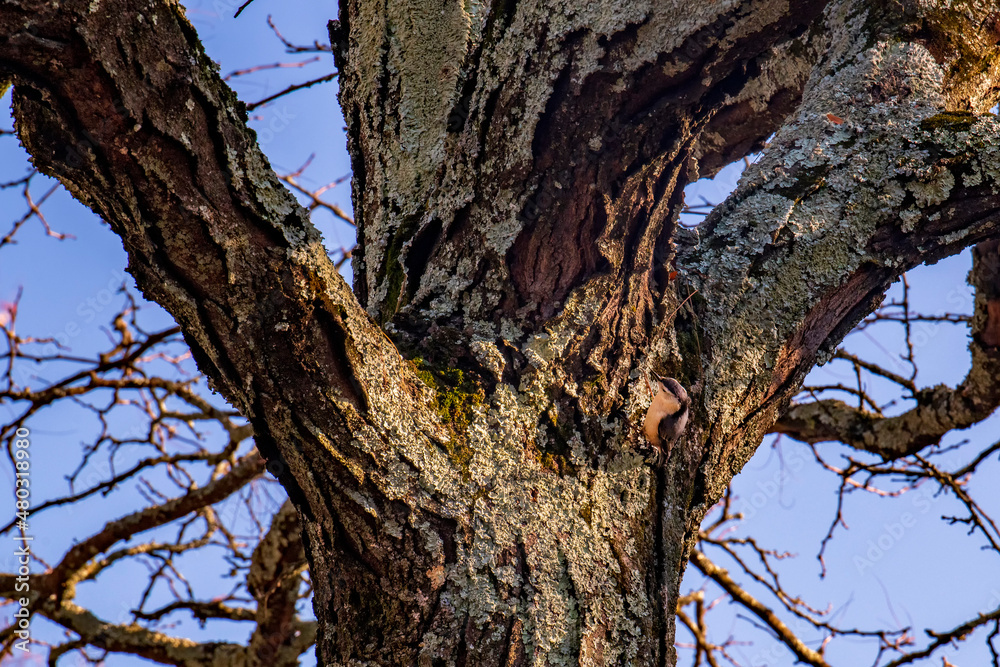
[682,36,940,424]
[383,379,657,664]
[676,6,1000,499]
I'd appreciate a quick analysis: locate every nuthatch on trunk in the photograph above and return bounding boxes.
[643,375,690,463]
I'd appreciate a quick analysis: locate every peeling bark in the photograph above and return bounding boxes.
[2,0,1000,665]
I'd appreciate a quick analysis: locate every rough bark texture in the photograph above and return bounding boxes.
[2,0,1000,665]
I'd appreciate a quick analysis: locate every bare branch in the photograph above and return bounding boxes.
[689,549,831,667]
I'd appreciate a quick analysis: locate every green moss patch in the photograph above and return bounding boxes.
[920,110,977,134]
[411,357,485,479]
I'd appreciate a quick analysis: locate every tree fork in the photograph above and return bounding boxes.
[2,0,1000,664]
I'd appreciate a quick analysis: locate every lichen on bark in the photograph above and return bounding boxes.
[2,0,1000,664]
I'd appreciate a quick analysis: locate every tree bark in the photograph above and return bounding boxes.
[2,0,1000,664]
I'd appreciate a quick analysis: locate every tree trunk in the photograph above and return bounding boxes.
[2,0,999,664]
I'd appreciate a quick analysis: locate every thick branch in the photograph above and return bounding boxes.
[4,0,1000,664]
[0,0,443,486]
[773,240,1000,459]
[676,1,1000,506]
[0,6,468,661]
[34,600,246,666]
[342,0,831,378]
[247,500,312,665]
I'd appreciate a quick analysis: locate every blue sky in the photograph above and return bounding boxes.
[678,163,1000,665]
[2,2,998,665]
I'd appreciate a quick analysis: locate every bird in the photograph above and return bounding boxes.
[642,375,690,464]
